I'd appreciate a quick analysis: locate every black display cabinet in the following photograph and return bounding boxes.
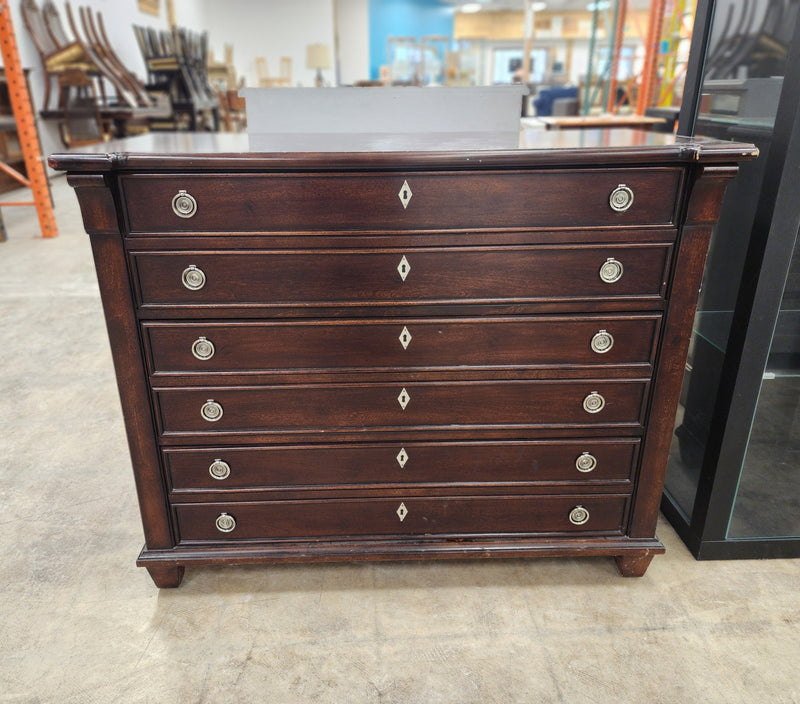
[662,0,800,558]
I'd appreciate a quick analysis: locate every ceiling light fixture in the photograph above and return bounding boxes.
[460,3,482,12]
[530,1,547,10]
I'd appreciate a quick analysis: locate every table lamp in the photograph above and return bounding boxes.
[306,43,332,87]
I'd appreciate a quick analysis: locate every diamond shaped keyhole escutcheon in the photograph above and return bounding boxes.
[397,387,410,410]
[396,502,408,521]
[397,255,411,282]
[399,326,412,350]
[398,180,412,209]
[396,447,409,468]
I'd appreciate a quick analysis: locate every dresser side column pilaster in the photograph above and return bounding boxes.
[69,173,175,554]
[629,164,740,539]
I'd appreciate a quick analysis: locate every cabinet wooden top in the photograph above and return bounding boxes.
[49,128,758,173]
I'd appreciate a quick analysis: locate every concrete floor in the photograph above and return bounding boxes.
[2,176,800,703]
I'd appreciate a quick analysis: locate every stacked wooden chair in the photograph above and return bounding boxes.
[207,44,238,91]
[21,0,96,111]
[133,25,218,130]
[67,4,172,120]
[21,0,170,143]
[217,90,246,132]
[256,56,292,87]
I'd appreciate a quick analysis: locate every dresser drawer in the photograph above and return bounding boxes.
[132,244,672,308]
[145,315,661,374]
[166,439,639,491]
[155,380,649,435]
[122,169,681,234]
[174,494,631,542]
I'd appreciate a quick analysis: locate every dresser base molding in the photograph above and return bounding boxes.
[137,537,665,586]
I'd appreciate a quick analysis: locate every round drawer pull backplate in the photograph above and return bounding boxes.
[583,392,606,414]
[609,184,634,213]
[599,258,624,284]
[201,399,224,422]
[191,336,215,360]
[215,512,236,532]
[569,506,590,526]
[590,330,614,354]
[575,452,597,473]
[209,459,231,480]
[172,190,198,218]
[181,265,206,291]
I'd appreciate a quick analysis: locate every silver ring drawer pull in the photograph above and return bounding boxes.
[191,336,215,360]
[609,184,634,212]
[583,392,605,414]
[201,399,224,422]
[215,512,236,532]
[599,258,624,284]
[575,452,597,473]
[181,265,206,290]
[569,506,590,526]
[172,189,198,218]
[209,459,231,480]
[590,330,614,354]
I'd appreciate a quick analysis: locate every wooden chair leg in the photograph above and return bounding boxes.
[44,71,53,110]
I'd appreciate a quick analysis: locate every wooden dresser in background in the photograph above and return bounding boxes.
[51,131,756,587]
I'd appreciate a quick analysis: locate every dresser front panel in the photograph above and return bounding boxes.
[122,169,682,233]
[131,244,673,309]
[165,439,640,492]
[174,494,631,543]
[155,379,649,435]
[145,315,661,375]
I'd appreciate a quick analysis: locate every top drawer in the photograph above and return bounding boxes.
[120,169,683,234]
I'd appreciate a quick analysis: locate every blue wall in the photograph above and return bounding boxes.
[368,0,455,81]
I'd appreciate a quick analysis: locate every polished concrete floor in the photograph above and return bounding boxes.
[2,177,800,703]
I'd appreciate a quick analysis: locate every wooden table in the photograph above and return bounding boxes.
[538,115,668,131]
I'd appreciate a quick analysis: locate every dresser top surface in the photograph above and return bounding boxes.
[49,128,757,173]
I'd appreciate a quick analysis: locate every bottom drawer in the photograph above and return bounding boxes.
[174,494,630,543]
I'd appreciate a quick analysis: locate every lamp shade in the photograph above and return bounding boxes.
[306,43,332,70]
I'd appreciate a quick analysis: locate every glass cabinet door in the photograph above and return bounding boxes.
[663,0,800,557]
[727,219,800,538]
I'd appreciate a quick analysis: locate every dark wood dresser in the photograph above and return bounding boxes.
[51,130,756,587]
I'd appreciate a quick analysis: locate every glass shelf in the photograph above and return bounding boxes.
[692,310,735,354]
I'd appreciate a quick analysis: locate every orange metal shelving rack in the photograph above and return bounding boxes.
[0,0,56,239]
